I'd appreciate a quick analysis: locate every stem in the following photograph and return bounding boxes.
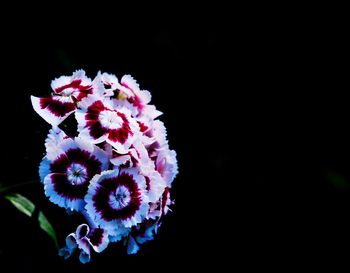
[0,180,39,194]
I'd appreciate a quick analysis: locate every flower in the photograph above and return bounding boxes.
[40,137,109,211]
[85,169,149,235]
[31,69,178,262]
[31,70,94,126]
[76,95,139,153]
[59,223,109,264]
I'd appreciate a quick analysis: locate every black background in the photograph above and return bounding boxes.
[0,5,349,271]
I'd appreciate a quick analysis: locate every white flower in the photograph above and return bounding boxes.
[75,95,139,153]
[41,137,109,211]
[85,169,149,236]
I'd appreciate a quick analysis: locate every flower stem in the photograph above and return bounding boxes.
[0,180,39,194]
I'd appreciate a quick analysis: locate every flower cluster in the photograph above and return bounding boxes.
[31,70,178,263]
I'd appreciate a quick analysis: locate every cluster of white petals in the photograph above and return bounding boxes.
[32,70,178,263]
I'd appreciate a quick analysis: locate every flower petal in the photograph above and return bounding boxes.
[126,236,140,254]
[39,157,50,183]
[110,154,132,167]
[88,228,109,253]
[31,95,76,126]
[79,248,91,264]
[161,187,171,216]
[44,127,68,160]
[143,105,163,119]
[109,225,131,242]
[58,233,77,259]
[51,69,93,101]
[156,148,178,187]
[135,222,158,244]
[76,223,90,240]
[120,74,152,114]
[146,171,166,203]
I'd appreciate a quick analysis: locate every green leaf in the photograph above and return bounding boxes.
[5,193,35,217]
[4,193,58,249]
[38,211,59,249]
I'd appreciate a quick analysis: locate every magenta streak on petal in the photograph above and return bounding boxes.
[85,101,109,140]
[156,157,166,177]
[55,80,82,93]
[108,128,129,144]
[89,228,104,247]
[145,176,150,191]
[85,100,106,117]
[54,79,93,102]
[161,187,170,215]
[121,81,144,112]
[40,97,76,117]
[92,173,141,221]
[129,151,138,167]
[88,121,108,140]
[107,112,132,144]
[127,96,143,112]
[137,121,148,133]
[76,87,93,101]
[121,82,132,90]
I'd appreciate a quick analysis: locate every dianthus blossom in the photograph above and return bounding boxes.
[32,70,178,263]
